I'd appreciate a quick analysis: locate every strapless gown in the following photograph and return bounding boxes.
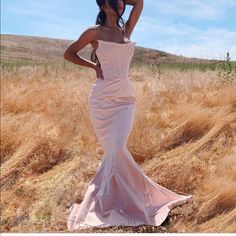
[66,39,193,231]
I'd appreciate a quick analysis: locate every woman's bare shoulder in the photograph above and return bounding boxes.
[77,25,99,40]
[86,25,100,31]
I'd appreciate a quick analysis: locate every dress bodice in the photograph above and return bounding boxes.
[95,40,136,80]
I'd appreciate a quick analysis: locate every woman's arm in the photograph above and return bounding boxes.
[124,0,143,37]
[63,27,96,70]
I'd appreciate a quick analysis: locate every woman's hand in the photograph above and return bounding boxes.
[94,62,104,80]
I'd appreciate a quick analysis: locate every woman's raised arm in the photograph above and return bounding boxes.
[124,0,143,37]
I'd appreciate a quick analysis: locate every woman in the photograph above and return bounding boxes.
[64,0,192,231]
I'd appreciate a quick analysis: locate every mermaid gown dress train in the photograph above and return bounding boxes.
[67,39,192,231]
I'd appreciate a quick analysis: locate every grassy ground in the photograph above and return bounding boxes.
[2,57,236,72]
[1,61,236,233]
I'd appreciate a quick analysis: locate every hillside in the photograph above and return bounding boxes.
[1,34,222,65]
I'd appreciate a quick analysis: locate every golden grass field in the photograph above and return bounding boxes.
[1,60,236,233]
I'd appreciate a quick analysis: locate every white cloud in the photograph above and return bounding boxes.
[2,0,86,40]
[145,0,236,19]
[134,16,236,60]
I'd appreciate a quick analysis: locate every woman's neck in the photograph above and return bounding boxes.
[103,16,120,29]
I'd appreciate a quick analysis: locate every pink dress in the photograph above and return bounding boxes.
[66,39,193,231]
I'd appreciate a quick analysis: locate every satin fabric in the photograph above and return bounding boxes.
[67,40,192,231]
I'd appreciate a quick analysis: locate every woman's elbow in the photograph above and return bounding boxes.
[63,51,71,60]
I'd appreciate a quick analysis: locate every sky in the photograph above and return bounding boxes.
[1,0,236,60]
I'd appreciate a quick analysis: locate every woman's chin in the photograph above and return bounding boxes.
[118,10,123,16]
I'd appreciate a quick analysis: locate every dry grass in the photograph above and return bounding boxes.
[1,63,236,233]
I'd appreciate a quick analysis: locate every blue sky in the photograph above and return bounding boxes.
[1,0,236,60]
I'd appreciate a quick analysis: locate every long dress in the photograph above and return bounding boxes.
[66,39,193,231]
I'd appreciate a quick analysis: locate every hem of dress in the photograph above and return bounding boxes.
[67,195,193,232]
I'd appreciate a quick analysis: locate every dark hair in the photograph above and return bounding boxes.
[91,0,126,64]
